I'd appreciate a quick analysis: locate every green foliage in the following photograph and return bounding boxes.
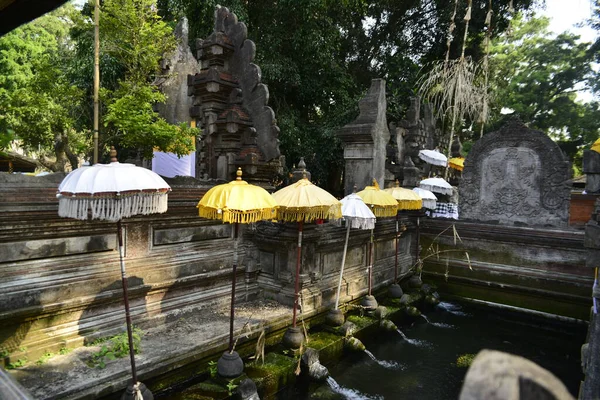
[103,83,197,158]
[226,380,238,396]
[456,353,477,367]
[487,14,600,164]
[155,0,536,192]
[100,0,198,158]
[0,347,8,358]
[88,327,143,369]
[208,360,217,378]
[36,351,54,365]
[0,4,89,170]
[6,357,28,369]
[59,347,72,356]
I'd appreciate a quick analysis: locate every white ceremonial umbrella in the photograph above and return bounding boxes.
[419,177,454,196]
[327,192,376,326]
[418,149,448,167]
[413,187,438,210]
[57,147,169,400]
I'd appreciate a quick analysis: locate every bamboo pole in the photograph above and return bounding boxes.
[93,0,100,165]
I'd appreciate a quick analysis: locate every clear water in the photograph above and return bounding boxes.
[292,300,586,400]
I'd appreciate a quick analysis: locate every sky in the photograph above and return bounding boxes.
[540,0,596,41]
[539,0,597,102]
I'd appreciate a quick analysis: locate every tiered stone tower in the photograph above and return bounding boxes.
[188,7,283,184]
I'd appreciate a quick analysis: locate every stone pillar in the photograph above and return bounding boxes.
[337,79,390,194]
[583,149,600,194]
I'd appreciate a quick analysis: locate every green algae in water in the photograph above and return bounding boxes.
[456,353,477,368]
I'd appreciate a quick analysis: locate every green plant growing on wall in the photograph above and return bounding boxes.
[208,360,217,378]
[226,380,238,396]
[6,357,28,369]
[88,327,143,369]
[36,351,54,365]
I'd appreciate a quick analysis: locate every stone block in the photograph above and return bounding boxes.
[459,350,573,400]
[587,174,600,194]
[153,225,231,246]
[584,221,600,249]
[584,150,600,174]
[587,250,600,268]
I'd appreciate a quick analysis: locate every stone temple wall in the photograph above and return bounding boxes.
[0,173,417,366]
[0,173,255,366]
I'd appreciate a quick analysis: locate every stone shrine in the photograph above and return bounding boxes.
[386,97,437,187]
[187,7,283,184]
[459,120,571,227]
[337,79,390,194]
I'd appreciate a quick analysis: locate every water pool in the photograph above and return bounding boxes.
[293,300,586,400]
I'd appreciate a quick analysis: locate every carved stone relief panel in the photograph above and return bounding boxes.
[459,120,571,227]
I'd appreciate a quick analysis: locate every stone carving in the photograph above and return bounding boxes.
[459,120,571,227]
[337,79,390,194]
[187,6,283,184]
[388,97,438,187]
[156,18,198,126]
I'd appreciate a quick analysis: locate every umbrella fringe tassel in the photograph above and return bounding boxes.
[370,206,399,218]
[422,199,437,210]
[277,204,342,223]
[419,184,453,196]
[198,207,276,224]
[397,200,423,210]
[58,193,168,222]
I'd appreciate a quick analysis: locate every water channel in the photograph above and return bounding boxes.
[292,300,586,400]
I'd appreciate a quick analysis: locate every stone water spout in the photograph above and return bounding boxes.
[345,337,366,352]
[406,305,422,317]
[380,319,398,332]
[301,348,329,382]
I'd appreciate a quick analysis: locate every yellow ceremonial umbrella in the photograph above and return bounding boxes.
[357,180,398,310]
[448,157,465,172]
[592,138,600,153]
[272,175,342,348]
[197,168,277,378]
[384,180,423,211]
[384,180,422,297]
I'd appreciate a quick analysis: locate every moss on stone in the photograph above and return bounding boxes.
[346,314,376,329]
[306,332,340,351]
[246,352,297,397]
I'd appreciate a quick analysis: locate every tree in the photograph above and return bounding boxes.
[0,4,90,171]
[155,0,537,191]
[100,0,198,160]
[487,14,600,165]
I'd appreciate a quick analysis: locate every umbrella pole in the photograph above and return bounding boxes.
[292,221,303,328]
[228,223,239,352]
[368,229,374,296]
[335,223,351,310]
[394,213,399,283]
[415,217,421,266]
[117,220,138,385]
